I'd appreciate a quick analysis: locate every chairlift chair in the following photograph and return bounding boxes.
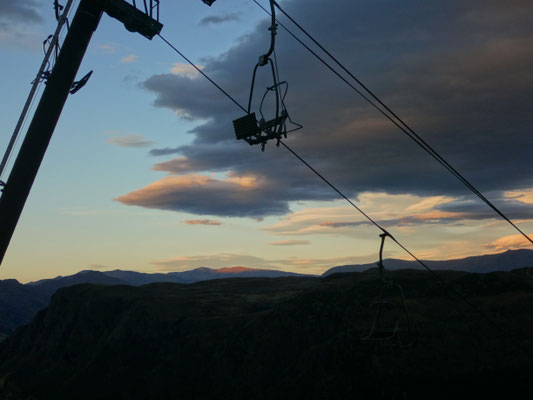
[232,0,301,151]
[361,233,416,348]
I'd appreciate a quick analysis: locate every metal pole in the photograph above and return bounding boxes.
[0,0,106,265]
[0,0,74,178]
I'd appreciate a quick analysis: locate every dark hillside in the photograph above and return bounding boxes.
[0,280,48,336]
[0,269,308,336]
[0,271,128,336]
[0,270,532,399]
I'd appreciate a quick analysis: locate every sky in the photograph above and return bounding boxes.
[0,0,533,283]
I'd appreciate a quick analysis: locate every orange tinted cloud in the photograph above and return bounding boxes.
[120,54,138,63]
[406,196,455,212]
[269,240,310,246]
[185,219,222,226]
[505,188,533,205]
[115,174,289,218]
[170,62,203,77]
[484,233,533,252]
[107,133,153,148]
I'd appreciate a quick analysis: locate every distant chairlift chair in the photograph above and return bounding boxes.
[361,232,416,348]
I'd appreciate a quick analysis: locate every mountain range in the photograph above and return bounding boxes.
[0,267,531,399]
[28,265,306,287]
[324,248,533,275]
[0,267,306,337]
[1,249,533,337]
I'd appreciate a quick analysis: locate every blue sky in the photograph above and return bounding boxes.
[1,0,533,282]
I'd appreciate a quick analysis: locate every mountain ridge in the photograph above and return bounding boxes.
[323,248,533,275]
[0,269,531,399]
[2,249,533,337]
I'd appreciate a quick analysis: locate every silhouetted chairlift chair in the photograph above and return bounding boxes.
[232,0,301,151]
[361,232,416,348]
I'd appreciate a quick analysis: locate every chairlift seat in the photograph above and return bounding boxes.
[233,112,289,150]
[362,320,400,343]
[370,299,392,306]
[259,112,288,132]
[372,330,398,339]
[363,330,398,342]
[360,233,415,348]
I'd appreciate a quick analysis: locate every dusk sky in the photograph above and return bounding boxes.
[1,0,532,283]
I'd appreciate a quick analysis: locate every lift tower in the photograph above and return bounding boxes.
[0,0,162,264]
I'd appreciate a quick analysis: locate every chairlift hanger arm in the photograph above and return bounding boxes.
[258,0,277,66]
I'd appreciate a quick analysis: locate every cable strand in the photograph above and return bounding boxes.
[158,34,247,114]
[267,0,533,246]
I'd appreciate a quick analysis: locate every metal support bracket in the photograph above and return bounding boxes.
[105,0,163,39]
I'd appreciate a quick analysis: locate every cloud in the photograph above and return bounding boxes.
[107,134,154,148]
[0,29,41,49]
[436,195,533,221]
[97,43,118,54]
[0,0,42,49]
[115,174,294,218]
[269,240,310,246]
[126,0,533,219]
[199,13,240,26]
[318,221,367,229]
[406,196,454,212]
[264,191,533,236]
[320,211,473,229]
[263,193,449,236]
[0,0,42,24]
[484,233,533,252]
[170,62,202,78]
[120,54,138,63]
[264,205,362,236]
[149,147,181,156]
[184,219,222,226]
[504,189,533,205]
